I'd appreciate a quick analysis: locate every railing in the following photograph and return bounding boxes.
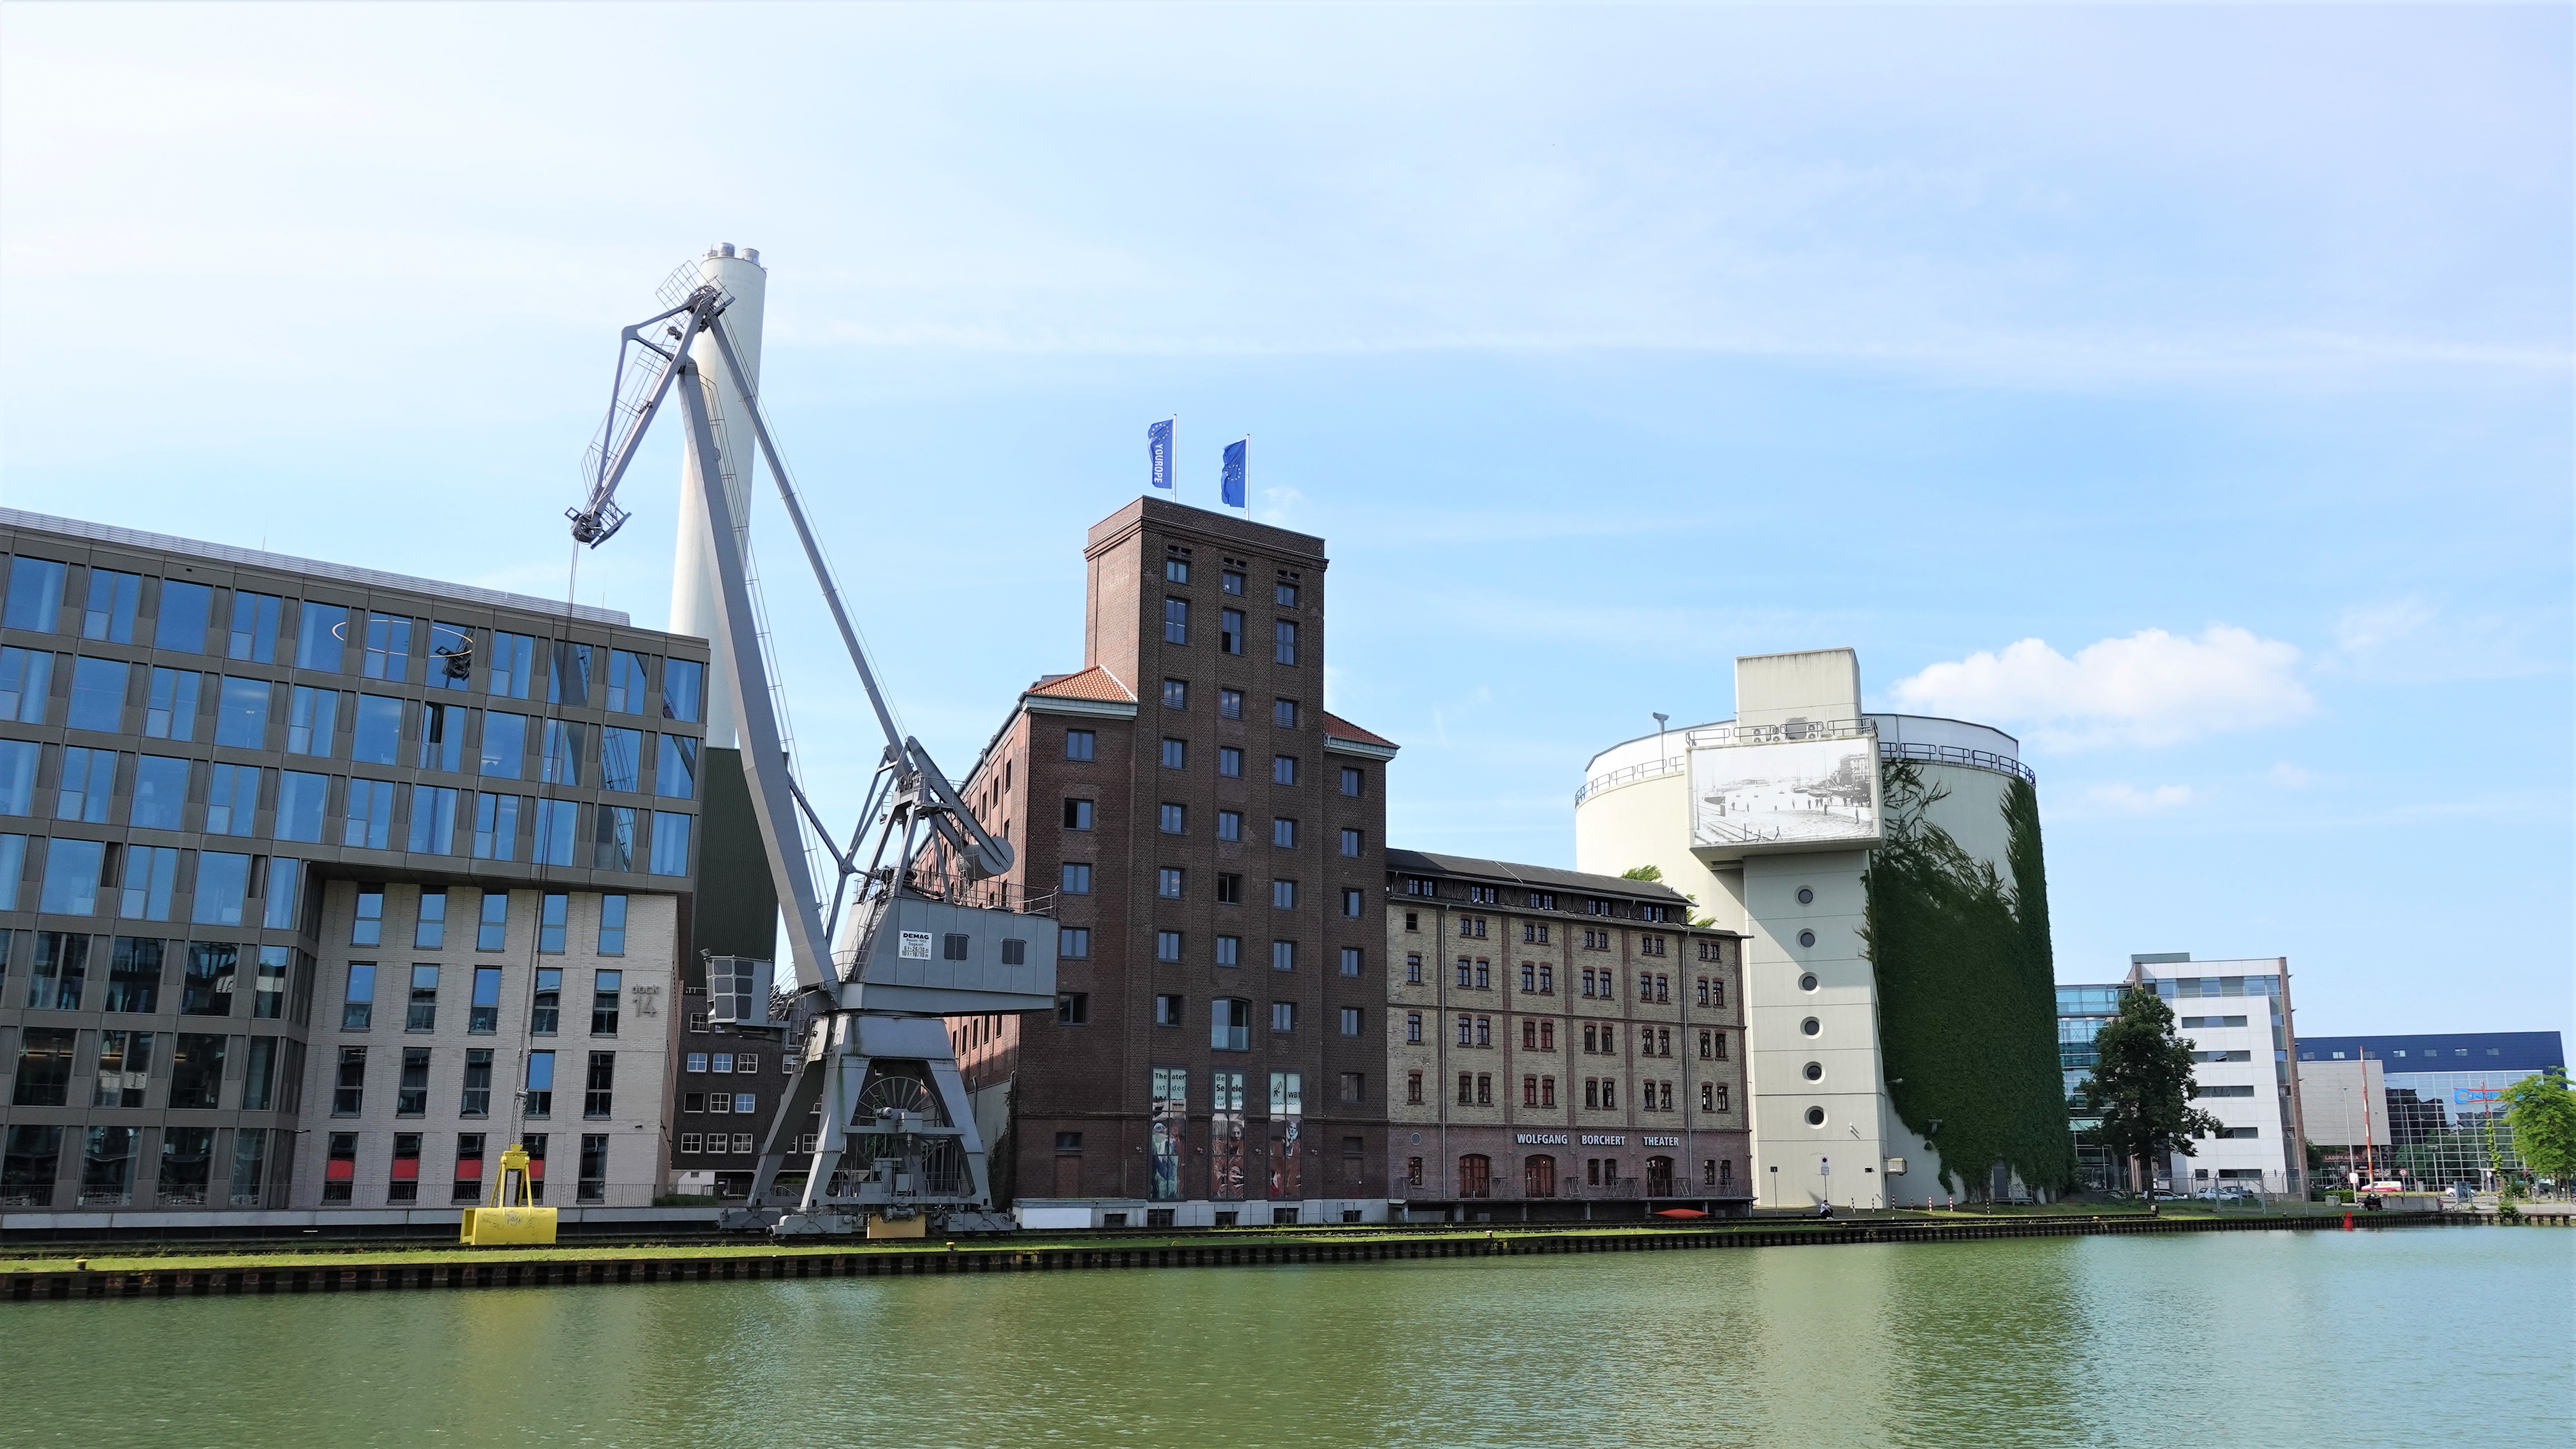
[901,869,1058,918]
[1573,757,1684,805]
[1878,740,2036,785]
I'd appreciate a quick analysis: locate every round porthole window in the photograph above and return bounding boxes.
[1804,1106,1826,1127]
[1797,887,1814,905]
[1797,929,1817,948]
[1800,1016,1821,1037]
[1802,1061,1823,1082]
[1799,973,1819,992]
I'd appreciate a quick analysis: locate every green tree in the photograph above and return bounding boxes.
[2078,987,2222,1202]
[2500,1068,2576,1197]
[1619,865,1663,882]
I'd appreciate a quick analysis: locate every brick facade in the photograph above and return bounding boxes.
[1383,849,1753,1220]
[948,498,1396,1226]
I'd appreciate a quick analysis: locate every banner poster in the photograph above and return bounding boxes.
[1267,1071,1303,1201]
[1148,1067,1186,1203]
[1688,737,1882,849]
[1210,1070,1247,1201]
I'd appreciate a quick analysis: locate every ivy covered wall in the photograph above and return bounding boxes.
[1864,762,2077,1197]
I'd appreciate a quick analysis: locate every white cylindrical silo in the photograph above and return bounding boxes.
[670,242,769,749]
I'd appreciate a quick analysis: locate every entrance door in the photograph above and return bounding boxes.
[1645,1156,1675,1197]
[1524,1154,1556,1199]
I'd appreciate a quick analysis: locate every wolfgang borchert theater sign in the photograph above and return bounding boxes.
[1687,734,1884,859]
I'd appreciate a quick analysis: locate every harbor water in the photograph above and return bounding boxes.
[7,1226,2568,1446]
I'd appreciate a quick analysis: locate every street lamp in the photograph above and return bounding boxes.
[1653,713,1670,764]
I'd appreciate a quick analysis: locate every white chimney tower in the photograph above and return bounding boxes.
[669,242,768,749]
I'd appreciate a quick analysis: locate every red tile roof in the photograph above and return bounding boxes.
[1321,711,1396,748]
[1025,665,1134,703]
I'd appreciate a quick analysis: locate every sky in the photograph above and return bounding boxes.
[1,3,2566,1041]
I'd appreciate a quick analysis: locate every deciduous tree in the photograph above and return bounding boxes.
[2079,987,2221,1201]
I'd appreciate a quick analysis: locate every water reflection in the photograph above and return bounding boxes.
[8,1229,2566,1448]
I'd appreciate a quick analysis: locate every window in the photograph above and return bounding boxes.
[1269,816,1296,849]
[1273,698,1299,729]
[473,792,523,860]
[1156,931,1184,962]
[653,733,699,799]
[1061,862,1093,894]
[1457,1014,1474,1046]
[391,1046,431,1117]
[1063,798,1095,830]
[342,963,377,1030]
[286,686,338,757]
[1405,1011,1423,1044]
[1340,1074,1365,1105]
[1162,598,1189,645]
[661,658,704,723]
[1456,959,1475,988]
[3,555,66,632]
[1065,728,1096,760]
[1406,952,1423,984]
[1457,1153,1490,1199]
[1165,556,1190,584]
[1340,947,1363,977]
[333,1046,367,1116]
[79,568,141,642]
[1274,620,1298,665]
[0,648,50,727]
[1339,828,1362,858]
[1538,963,1553,993]
[584,1052,616,1118]
[1215,934,1240,967]
[1055,992,1090,1026]
[1154,993,1184,1027]
[1270,940,1296,971]
[1158,802,1186,835]
[1340,1007,1362,1037]
[598,894,627,955]
[1211,998,1250,1051]
[603,649,648,713]
[67,656,127,732]
[1219,610,1244,655]
[1272,754,1297,786]
[532,968,561,1035]
[577,1134,609,1204]
[1271,879,1296,909]
[1158,867,1185,899]
[1159,737,1187,770]
[593,971,623,1035]
[1456,1072,1474,1105]
[1161,678,1188,711]
[1059,928,1091,959]
[1217,746,1243,779]
[1698,940,1723,963]
[1528,891,1557,911]
[406,965,439,1032]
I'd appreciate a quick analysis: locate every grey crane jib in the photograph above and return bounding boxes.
[567,279,1054,1234]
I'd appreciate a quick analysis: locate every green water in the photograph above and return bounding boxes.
[8,1228,2568,1447]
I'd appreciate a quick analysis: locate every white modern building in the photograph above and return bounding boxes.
[2125,954,2306,1195]
[1573,648,2047,1208]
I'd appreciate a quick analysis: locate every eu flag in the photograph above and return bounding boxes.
[1221,439,1247,508]
[1147,419,1174,490]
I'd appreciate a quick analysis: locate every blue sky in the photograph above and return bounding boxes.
[2,4,2566,1039]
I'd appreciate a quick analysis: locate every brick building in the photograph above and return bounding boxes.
[1383,849,1753,1220]
[944,498,1399,1228]
[0,508,702,1225]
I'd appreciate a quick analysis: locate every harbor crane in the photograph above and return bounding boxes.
[566,261,1053,1235]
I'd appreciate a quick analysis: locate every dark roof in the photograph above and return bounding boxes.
[1320,710,1396,749]
[2298,1032,2563,1074]
[1386,847,1704,909]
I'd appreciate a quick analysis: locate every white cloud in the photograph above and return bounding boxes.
[1256,486,1307,525]
[1888,625,2312,750]
[2324,594,2555,684]
[2268,762,2316,789]
[2082,783,2198,812]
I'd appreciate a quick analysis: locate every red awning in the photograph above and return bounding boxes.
[1653,1208,1708,1219]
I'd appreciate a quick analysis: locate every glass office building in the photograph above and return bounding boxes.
[0,509,704,1222]
[2297,1031,2565,1190]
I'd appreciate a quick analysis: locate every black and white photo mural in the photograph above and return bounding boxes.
[1689,738,1884,851]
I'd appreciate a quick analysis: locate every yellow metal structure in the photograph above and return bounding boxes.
[460,1142,559,1246]
[865,1212,927,1239]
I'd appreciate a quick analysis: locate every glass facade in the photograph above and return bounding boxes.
[0,512,699,1215]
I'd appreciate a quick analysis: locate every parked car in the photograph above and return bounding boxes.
[2360,1181,2408,1196]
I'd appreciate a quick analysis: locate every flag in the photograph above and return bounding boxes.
[1221,439,1247,508]
[1147,418,1174,490]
